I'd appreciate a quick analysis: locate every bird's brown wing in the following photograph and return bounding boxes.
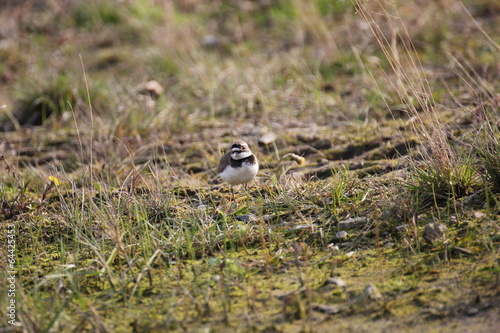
[217,152,231,173]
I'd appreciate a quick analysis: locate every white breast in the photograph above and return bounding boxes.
[220,161,259,186]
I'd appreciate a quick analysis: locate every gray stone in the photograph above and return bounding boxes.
[364,284,382,301]
[202,34,220,48]
[467,307,479,316]
[423,222,447,244]
[339,217,368,229]
[325,277,346,288]
[136,80,164,99]
[312,304,343,314]
[396,224,409,232]
[293,223,317,231]
[258,132,277,145]
[345,251,356,258]
[235,214,258,222]
[335,230,348,239]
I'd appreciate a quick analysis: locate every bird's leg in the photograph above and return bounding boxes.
[243,183,251,202]
[231,186,235,201]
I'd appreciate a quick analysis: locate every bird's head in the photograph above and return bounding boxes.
[230,141,252,160]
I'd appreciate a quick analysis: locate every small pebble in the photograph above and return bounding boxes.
[293,223,317,231]
[327,244,340,252]
[136,80,164,99]
[326,277,346,288]
[467,307,479,316]
[423,222,447,244]
[345,251,356,258]
[202,34,219,48]
[364,284,382,301]
[235,214,258,222]
[258,132,277,145]
[396,224,409,231]
[312,304,342,314]
[335,230,348,239]
[473,211,486,219]
[338,217,367,230]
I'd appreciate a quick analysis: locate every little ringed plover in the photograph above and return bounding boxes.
[217,140,259,199]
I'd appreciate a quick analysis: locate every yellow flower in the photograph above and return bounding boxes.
[48,176,61,186]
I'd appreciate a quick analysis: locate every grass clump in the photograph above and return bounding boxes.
[2,73,77,130]
[317,0,353,16]
[473,122,500,193]
[72,1,122,29]
[408,146,480,204]
[127,0,164,25]
[1,73,117,132]
[352,0,498,205]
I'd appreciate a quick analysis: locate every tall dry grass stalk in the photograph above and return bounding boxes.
[354,0,451,156]
[352,0,483,199]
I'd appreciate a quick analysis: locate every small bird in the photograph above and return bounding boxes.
[217,140,259,199]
